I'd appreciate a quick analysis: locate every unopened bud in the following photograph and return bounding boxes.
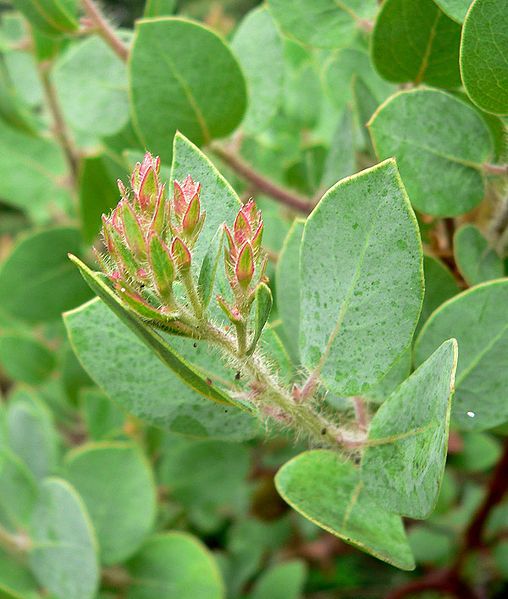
[235,242,254,288]
[171,237,192,272]
[148,233,175,303]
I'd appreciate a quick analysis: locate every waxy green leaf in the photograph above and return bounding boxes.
[454,224,503,286]
[4,388,58,480]
[0,121,72,222]
[460,0,508,115]
[369,89,493,216]
[79,154,127,243]
[64,297,258,441]
[372,0,462,88]
[324,48,394,111]
[275,450,415,570]
[126,533,224,599]
[362,339,457,519]
[67,256,242,408]
[130,18,246,162]
[0,449,37,532]
[415,280,508,431]
[232,7,283,134]
[65,442,157,565]
[53,36,129,137]
[418,255,460,334]
[300,159,423,396]
[11,0,78,36]
[276,220,304,363]
[434,0,472,23]
[29,478,99,599]
[0,335,55,385]
[250,560,307,599]
[0,227,92,323]
[267,0,378,49]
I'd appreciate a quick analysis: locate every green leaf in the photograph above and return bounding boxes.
[434,0,472,23]
[363,347,411,404]
[65,442,156,565]
[275,450,415,570]
[0,547,38,599]
[143,0,176,17]
[362,339,457,519]
[5,388,58,480]
[352,76,378,153]
[451,432,501,472]
[232,7,283,134]
[320,108,357,190]
[324,48,394,111]
[372,0,462,88]
[158,438,250,530]
[0,227,92,323]
[276,219,304,363]
[80,388,125,440]
[0,335,55,385]
[415,280,508,431]
[460,0,508,115]
[0,449,37,532]
[67,256,240,408]
[300,159,423,396]
[247,283,273,356]
[11,0,78,36]
[198,226,224,308]
[250,560,307,599]
[53,35,128,137]
[130,17,247,163]
[0,121,72,222]
[417,255,460,334]
[64,297,258,441]
[267,0,378,49]
[0,56,37,134]
[454,224,504,285]
[368,89,493,216]
[29,478,99,599]
[126,532,224,599]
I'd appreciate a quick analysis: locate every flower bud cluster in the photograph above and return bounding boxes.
[97,152,267,352]
[97,152,204,322]
[217,200,267,324]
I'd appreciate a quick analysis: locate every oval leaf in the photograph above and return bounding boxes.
[275,450,415,570]
[362,339,458,519]
[415,280,508,431]
[126,533,224,599]
[65,442,156,565]
[300,159,423,396]
[368,89,493,216]
[130,18,246,162]
[29,478,99,599]
[460,0,508,115]
[372,0,462,88]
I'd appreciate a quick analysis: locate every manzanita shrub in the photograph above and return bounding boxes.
[0,0,508,598]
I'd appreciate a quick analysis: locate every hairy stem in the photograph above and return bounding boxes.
[204,323,358,449]
[210,144,315,214]
[81,0,129,61]
[181,271,204,321]
[483,163,508,176]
